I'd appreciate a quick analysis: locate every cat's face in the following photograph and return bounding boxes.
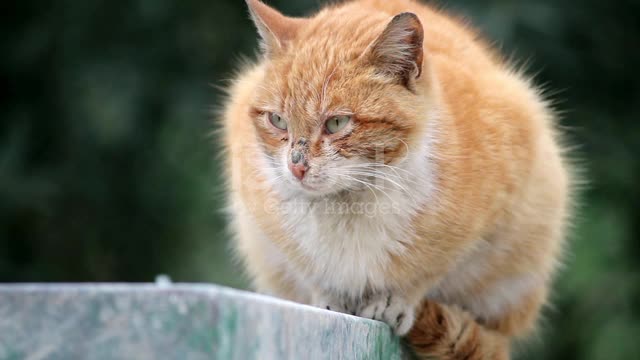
[251,64,416,197]
[245,1,427,197]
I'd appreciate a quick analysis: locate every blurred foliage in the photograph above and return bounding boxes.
[1,0,639,358]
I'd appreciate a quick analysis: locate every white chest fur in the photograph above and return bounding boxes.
[280,190,417,297]
[277,136,437,298]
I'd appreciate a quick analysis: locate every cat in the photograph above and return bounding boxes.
[222,0,575,358]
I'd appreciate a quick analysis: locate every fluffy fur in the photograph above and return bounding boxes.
[222,0,574,358]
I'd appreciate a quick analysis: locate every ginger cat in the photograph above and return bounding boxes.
[222,0,574,358]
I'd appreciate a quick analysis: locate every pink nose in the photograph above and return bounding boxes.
[289,163,307,180]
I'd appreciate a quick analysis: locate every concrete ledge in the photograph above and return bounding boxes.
[0,284,409,360]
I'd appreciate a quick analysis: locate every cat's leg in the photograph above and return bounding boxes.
[311,292,352,314]
[355,291,418,335]
[313,290,419,335]
[313,289,425,335]
[311,290,410,329]
[407,300,510,360]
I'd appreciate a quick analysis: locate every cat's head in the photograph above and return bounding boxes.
[245,0,431,198]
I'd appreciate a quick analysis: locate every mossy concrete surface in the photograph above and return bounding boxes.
[0,284,409,360]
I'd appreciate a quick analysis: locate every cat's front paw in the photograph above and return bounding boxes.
[357,293,416,336]
[312,294,352,314]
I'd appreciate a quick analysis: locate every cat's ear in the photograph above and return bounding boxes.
[368,12,424,85]
[246,0,304,55]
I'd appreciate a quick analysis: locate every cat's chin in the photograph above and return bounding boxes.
[279,180,349,199]
[295,185,343,198]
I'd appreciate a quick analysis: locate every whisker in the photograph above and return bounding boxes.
[337,174,380,203]
[336,174,397,204]
[339,170,413,196]
[341,167,417,185]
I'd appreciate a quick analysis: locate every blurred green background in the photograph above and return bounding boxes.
[1,0,639,358]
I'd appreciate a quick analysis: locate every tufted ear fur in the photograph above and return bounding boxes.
[369,12,424,86]
[246,0,306,55]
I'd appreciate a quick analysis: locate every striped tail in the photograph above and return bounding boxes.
[406,301,510,360]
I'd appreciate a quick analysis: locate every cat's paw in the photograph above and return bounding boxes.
[322,301,350,313]
[356,293,416,336]
[312,294,352,314]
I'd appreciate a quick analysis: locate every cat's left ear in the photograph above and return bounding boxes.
[368,12,424,86]
[246,0,305,55]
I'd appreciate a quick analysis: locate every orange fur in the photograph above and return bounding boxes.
[222,0,574,358]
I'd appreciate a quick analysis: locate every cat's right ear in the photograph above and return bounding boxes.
[368,12,424,87]
[246,0,304,55]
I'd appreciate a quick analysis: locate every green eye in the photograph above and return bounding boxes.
[325,115,351,134]
[269,113,287,130]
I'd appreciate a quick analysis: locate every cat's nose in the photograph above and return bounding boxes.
[290,163,307,180]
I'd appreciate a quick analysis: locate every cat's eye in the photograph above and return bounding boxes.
[325,115,351,134]
[268,113,287,130]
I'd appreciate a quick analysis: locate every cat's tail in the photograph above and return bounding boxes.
[405,301,510,360]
